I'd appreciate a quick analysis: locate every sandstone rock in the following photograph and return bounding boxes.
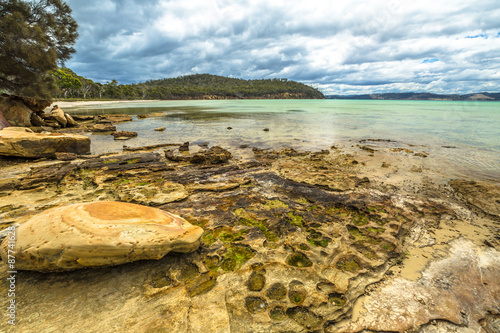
[55,152,78,161]
[165,146,233,164]
[65,113,78,127]
[98,114,133,123]
[179,141,190,152]
[137,113,150,119]
[0,96,33,126]
[49,105,68,127]
[190,146,232,164]
[450,179,500,216]
[22,97,51,111]
[71,114,95,121]
[0,127,90,158]
[30,112,46,126]
[90,123,116,132]
[154,127,166,131]
[0,201,204,271]
[43,120,61,128]
[112,131,138,140]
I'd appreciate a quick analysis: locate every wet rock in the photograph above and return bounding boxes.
[190,146,232,165]
[286,252,313,267]
[179,141,190,152]
[269,306,287,321]
[335,240,500,333]
[245,297,268,314]
[98,114,133,123]
[0,127,90,158]
[154,127,166,132]
[450,179,500,216]
[90,123,117,132]
[166,146,233,165]
[112,131,138,140]
[0,201,204,271]
[137,114,150,119]
[247,271,266,291]
[266,282,287,300]
[49,105,68,127]
[71,115,94,121]
[286,306,323,330]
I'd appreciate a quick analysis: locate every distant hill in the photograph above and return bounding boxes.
[142,74,325,100]
[53,69,325,100]
[326,92,500,101]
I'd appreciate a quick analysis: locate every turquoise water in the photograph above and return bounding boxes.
[64,99,500,180]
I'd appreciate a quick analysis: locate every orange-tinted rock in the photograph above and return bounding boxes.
[0,201,204,271]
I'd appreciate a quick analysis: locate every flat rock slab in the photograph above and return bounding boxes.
[0,201,204,271]
[0,127,90,158]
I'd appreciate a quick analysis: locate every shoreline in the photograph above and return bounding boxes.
[49,99,162,108]
[1,100,499,332]
[0,137,498,332]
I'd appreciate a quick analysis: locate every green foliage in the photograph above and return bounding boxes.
[53,72,325,100]
[0,0,78,99]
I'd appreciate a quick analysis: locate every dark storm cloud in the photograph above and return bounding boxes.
[65,0,500,94]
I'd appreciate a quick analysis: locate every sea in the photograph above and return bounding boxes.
[63,99,500,182]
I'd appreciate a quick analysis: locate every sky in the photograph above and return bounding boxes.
[65,0,500,95]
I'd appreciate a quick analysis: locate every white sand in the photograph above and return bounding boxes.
[49,100,159,108]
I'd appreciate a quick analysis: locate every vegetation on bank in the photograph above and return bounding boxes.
[0,0,78,100]
[52,69,325,100]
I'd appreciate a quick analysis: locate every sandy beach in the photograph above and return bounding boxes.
[49,99,161,109]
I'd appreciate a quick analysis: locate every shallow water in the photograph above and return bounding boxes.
[64,99,500,181]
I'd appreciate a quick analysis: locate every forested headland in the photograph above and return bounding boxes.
[53,69,325,100]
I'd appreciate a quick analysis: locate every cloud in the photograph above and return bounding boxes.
[65,0,500,94]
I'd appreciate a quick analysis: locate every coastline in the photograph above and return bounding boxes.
[49,99,162,108]
[0,133,498,332]
[1,98,499,332]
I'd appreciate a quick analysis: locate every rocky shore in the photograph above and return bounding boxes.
[0,120,499,332]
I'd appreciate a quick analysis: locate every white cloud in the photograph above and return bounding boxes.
[65,0,500,94]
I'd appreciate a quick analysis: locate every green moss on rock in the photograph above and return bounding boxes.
[266,282,287,300]
[286,252,313,268]
[221,245,255,272]
[245,297,268,314]
[247,272,266,291]
[269,306,287,321]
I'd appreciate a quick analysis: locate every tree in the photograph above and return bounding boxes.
[0,0,78,100]
[53,68,80,98]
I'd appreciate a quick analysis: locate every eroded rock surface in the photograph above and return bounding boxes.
[0,201,203,271]
[0,145,498,332]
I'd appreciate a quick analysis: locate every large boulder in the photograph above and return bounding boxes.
[0,96,33,127]
[22,97,51,112]
[49,105,68,127]
[0,127,91,158]
[0,201,204,271]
